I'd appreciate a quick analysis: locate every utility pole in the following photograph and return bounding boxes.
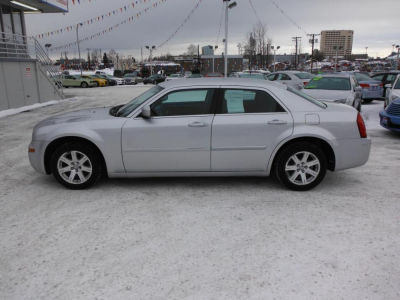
[223,0,237,78]
[307,33,320,73]
[76,23,83,76]
[292,37,301,70]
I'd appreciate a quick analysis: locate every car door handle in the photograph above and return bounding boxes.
[188,121,207,127]
[267,119,287,125]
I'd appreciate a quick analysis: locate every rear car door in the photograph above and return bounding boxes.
[122,88,216,172]
[211,87,293,171]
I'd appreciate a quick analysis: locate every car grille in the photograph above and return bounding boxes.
[386,102,400,116]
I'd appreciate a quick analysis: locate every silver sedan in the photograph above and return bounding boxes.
[29,78,371,191]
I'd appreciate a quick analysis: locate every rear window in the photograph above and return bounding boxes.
[294,72,314,79]
[287,87,327,109]
[354,73,373,81]
[305,77,351,91]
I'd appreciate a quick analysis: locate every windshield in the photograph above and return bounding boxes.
[116,85,164,117]
[395,78,400,89]
[305,77,351,91]
[354,73,373,81]
[294,72,314,79]
[288,87,327,108]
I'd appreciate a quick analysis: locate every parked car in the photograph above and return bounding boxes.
[124,72,143,85]
[303,74,362,111]
[267,71,314,89]
[79,75,107,87]
[351,72,383,103]
[370,71,400,98]
[204,72,224,78]
[96,74,118,86]
[166,73,183,81]
[29,78,371,191]
[379,98,400,132]
[62,75,97,88]
[235,72,268,80]
[143,74,166,84]
[384,74,400,108]
[188,73,203,78]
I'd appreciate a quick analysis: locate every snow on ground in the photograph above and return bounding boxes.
[0,87,400,299]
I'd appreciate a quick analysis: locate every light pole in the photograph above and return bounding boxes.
[212,45,218,73]
[271,45,280,72]
[145,45,156,75]
[44,43,52,56]
[365,46,368,57]
[333,46,343,72]
[223,0,237,78]
[75,23,83,76]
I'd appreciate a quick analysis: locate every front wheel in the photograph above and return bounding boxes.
[81,82,88,88]
[275,142,327,191]
[50,143,103,189]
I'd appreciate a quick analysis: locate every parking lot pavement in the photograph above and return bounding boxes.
[1,87,400,299]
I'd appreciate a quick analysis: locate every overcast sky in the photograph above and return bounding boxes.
[25,0,400,59]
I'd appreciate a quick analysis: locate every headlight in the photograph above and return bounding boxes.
[334,99,347,104]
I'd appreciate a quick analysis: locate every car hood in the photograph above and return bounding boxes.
[303,89,351,101]
[34,107,114,129]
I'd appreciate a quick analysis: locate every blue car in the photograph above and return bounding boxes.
[379,98,400,132]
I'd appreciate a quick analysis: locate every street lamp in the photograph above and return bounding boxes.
[212,45,218,73]
[145,45,156,75]
[333,46,343,72]
[271,45,280,72]
[223,0,237,78]
[75,22,83,76]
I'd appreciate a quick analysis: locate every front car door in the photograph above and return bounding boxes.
[122,88,216,172]
[211,87,293,171]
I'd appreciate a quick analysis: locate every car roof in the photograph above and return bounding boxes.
[158,78,285,89]
[314,73,352,78]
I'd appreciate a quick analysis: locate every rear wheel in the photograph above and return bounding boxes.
[94,82,99,87]
[50,143,103,189]
[81,82,88,88]
[275,142,327,191]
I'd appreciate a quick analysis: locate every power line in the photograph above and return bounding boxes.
[248,0,263,25]
[216,2,224,45]
[270,0,308,35]
[157,0,204,49]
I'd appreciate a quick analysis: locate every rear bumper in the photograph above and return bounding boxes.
[334,138,371,171]
[362,88,383,99]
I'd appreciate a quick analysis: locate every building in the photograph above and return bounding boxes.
[0,0,67,111]
[201,55,243,75]
[320,30,354,58]
[201,45,214,56]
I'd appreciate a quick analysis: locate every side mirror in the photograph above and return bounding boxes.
[385,84,392,89]
[141,105,151,119]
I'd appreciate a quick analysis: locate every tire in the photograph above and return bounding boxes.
[275,142,327,191]
[50,142,103,190]
[363,99,373,104]
[94,82,99,87]
[81,82,88,88]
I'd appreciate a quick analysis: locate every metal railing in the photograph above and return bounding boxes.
[0,31,63,98]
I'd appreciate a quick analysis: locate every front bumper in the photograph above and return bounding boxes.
[379,111,400,132]
[28,140,47,174]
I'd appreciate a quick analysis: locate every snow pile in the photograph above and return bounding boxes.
[0,98,77,119]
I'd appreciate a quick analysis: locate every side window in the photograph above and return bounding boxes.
[221,89,285,114]
[267,74,276,81]
[372,74,384,82]
[387,74,397,84]
[277,73,291,80]
[151,89,214,117]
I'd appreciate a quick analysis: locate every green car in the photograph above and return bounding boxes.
[62,75,97,88]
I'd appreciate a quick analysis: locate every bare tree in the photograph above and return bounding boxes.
[186,44,197,56]
[243,23,272,70]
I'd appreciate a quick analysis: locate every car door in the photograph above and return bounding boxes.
[121,88,216,172]
[211,87,293,171]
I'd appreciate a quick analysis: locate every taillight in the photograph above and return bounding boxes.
[379,83,383,87]
[359,83,370,88]
[357,112,367,138]
[303,81,308,86]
